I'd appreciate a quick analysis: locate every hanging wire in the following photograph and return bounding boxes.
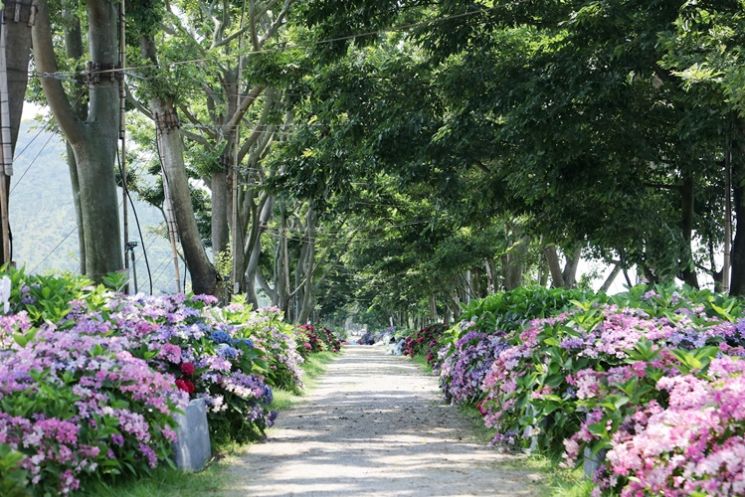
[29,8,490,81]
[9,132,54,194]
[13,126,46,160]
[116,148,153,294]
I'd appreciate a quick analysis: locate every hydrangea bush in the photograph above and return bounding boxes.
[424,285,745,497]
[0,270,318,496]
[438,287,591,407]
[402,324,447,366]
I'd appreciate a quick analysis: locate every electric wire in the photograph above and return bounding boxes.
[10,132,54,194]
[116,148,153,295]
[12,126,46,160]
[29,8,489,81]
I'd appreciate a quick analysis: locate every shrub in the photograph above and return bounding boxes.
[0,326,186,495]
[297,324,326,356]
[319,327,342,352]
[0,269,313,495]
[438,287,594,405]
[603,356,745,496]
[424,284,745,496]
[0,444,31,497]
[403,324,446,366]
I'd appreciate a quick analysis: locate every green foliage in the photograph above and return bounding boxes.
[459,287,601,333]
[0,444,31,497]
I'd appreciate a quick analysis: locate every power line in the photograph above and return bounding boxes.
[13,126,46,160]
[29,226,76,273]
[29,8,489,81]
[117,149,153,295]
[10,133,55,194]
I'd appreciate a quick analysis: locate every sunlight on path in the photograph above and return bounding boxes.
[222,345,539,497]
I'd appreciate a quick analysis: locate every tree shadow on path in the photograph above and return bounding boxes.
[221,345,540,497]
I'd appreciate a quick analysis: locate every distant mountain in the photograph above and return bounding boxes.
[10,120,182,294]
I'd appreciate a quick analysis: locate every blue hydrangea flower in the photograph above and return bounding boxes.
[217,343,240,359]
[210,330,233,344]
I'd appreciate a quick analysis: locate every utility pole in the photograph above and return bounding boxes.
[0,10,13,266]
[126,241,138,292]
[119,0,129,292]
[231,0,247,296]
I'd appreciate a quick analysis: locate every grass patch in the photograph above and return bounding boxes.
[458,402,592,497]
[411,353,433,373]
[83,351,339,497]
[515,456,593,497]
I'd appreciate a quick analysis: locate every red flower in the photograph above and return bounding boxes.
[180,362,196,376]
[175,378,196,395]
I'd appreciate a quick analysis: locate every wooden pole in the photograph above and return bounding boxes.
[0,14,13,266]
[119,0,129,291]
[724,119,733,293]
[231,0,247,295]
[160,158,182,293]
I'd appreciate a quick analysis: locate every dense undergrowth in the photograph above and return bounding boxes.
[0,269,342,496]
[403,285,745,497]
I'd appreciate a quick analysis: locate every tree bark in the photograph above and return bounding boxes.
[65,143,85,273]
[153,106,219,295]
[679,172,699,288]
[211,170,229,255]
[244,195,273,307]
[63,15,86,273]
[544,245,565,288]
[32,0,123,280]
[730,118,745,295]
[484,258,496,294]
[562,247,582,288]
[139,35,220,295]
[502,237,527,290]
[297,207,316,324]
[429,294,438,322]
[600,264,621,293]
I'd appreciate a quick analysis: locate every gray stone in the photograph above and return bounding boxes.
[172,398,212,472]
[583,446,607,478]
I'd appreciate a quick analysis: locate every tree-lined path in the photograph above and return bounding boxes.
[222,346,538,497]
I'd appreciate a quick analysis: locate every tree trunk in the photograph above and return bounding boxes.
[138,40,219,295]
[153,108,219,295]
[244,195,273,307]
[65,144,85,273]
[484,259,496,294]
[502,238,527,290]
[544,245,565,288]
[562,247,582,288]
[4,2,32,152]
[730,118,745,295]
[211,170,229,255]
[297,208,316,324]
[679,172,699,288]
[63,16,86,273]
[600,264,621,293]
[32,0,123,280]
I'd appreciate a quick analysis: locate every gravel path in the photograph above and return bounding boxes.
[222,345,540,497]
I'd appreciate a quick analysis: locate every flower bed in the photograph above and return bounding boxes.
[0,270,331,496]
[438,287,590,406]
[419,285,745,496]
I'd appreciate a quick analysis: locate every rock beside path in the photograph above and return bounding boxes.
[222,345,540,497]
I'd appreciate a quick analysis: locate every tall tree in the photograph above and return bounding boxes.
[31,0,123,280]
